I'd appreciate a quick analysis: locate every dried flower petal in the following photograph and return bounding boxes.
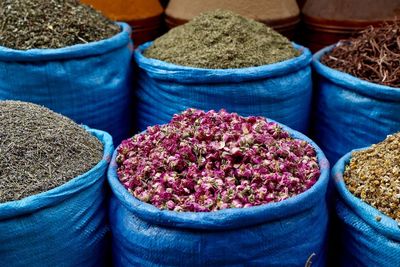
[117,109,320,212]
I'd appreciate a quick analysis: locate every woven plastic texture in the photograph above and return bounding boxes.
[0,23,133,145]
[0,127,114,267]
[108,121,330,267]
[312,45,400,164]
[134,42,312,134]
[332,150,400,266]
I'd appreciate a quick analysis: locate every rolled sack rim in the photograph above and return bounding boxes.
[134,42,312,83]
[0,22,132,62]
[313,44,400,102]
[0,126,114,220]
[332,149,400,241]
[107,119,330,230]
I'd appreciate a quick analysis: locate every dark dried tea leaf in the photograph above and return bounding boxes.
[322,22,400,88]
[0,101,103,203]
[0,0,120,50]
[144,9,298,69]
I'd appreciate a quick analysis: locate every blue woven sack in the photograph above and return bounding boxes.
[332,150,400,266]
[108,121,330,267]
[0,23,133,145]
[134,42,312,134]
[0,127,113,267]
[312,45,400,164]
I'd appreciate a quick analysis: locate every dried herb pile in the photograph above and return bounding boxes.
[322,22,400,88]
[117,109,320,212]
[0,101,103,203]
[344,132,400,222]
[0,0,120,50]
[144,9,298,69]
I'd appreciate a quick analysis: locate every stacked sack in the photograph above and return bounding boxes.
[135,10,313,134]
[108,109,330,266]
[312,22,400,164]
[0,101,113,267]
[0,0,133,145]
[332,133,400,266]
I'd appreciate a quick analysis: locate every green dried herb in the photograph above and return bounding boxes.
[344,132,400,222]
[0,0,120,50]
[144,9,298,69]
[0,101,103,203]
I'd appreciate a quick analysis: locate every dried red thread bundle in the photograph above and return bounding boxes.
[322,22,400,88]
[117,109,320,212]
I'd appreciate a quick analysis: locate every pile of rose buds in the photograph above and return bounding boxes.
[117,109,320,212]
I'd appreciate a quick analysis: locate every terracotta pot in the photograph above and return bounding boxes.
[159,0,170,8]
[297,0,307,9]
[129,16,164,47]
[302,0,400,52]
[82,0,164,46]
[165,0,300,39]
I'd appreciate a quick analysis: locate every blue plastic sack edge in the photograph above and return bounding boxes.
[134,42,312,83]
[107,119,330,230]
[332,149,400,241]
[0,125,114,220]
[313,44,400,101]
[0,22,132,61]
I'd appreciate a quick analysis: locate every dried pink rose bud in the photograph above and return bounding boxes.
[117,109,320,212]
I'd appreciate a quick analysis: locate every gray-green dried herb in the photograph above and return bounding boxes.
[0,101,103,203]
[344,132,400,222]
[0,0,120,50]
[144,9,298,69]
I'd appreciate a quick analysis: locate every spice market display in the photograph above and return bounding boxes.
[332,132,400,267]
[116,109,320,212]
[0,101,103,203]
[134,9,312,134]
[312,20,400,166]
[143,9,299,69]
[107,108,329,266]
[0,0,399,266]
[321,22,400,88]
[344,132,400,222]
[0,0,133,146]
[0,0,120,50]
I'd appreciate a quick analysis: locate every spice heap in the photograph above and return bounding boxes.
[322,22,400,88]
[143,10,298,69]
[0,101,103,203]
[0,0,120,50]
[344,133,400,222]
[117,109,320,212]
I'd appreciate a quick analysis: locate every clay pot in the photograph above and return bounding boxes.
[82,0,164,46]
[129,16,164,47]
[165,0,300,40]
[297,0,307,9]
[159,0,170,8]
[302,0,400,52]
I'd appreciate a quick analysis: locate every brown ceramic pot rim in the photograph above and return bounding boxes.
[302,14,397,30]
[165,14,300,29]
[126,14,163,28]
[132,26,161,33]
[302,24,363,34]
